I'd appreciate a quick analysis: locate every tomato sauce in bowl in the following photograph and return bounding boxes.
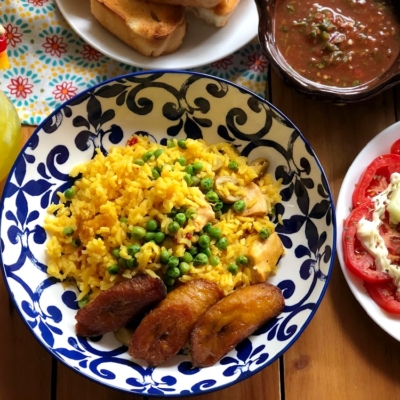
[274,0,400,88]
[255,0,400,102]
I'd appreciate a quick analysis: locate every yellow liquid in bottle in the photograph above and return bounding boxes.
[0,91,21,182]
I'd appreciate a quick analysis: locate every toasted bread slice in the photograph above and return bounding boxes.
[151,0,221,9]
[188,0,241,27]
[91,0,187,57]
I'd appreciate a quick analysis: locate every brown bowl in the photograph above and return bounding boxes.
[254,0,400,103]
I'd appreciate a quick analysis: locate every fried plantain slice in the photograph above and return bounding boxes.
[75,274,166,337]
[129,279,223,366]
[190,282,285,367]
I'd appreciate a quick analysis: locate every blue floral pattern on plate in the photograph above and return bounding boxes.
[0,71,336,396]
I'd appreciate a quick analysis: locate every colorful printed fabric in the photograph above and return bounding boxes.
[0,0,269,126]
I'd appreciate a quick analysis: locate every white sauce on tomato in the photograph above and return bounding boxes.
[356,172,400,289]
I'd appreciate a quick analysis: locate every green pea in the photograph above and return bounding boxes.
[236,255,248,265]
[64,188,76,199]
[178,139,187,149]
[146,219,158,232]
[151,168,160,180]
[175,213,186,226]
[143,151,154,162]
[208,227,221,240]
[144,232,156,242]
[216,237,228,250]
[164,277,176,287]
[179,262,190,275]
[160,250,171,264]
[167,256,179,268]
[227,263,238,275]
[168,221,180,234]
[78,296,89,309]
[194,253,208,266]
[167,139,176,148]
[126,257,138,269]
[205,190,219,203]
[131,226,146,240]
[176,157,187,166]
[185,165,194,176]
[181,251,193,263]
[153,231,165,244]
[200,177,213,192]
[184,174,193,186]
[63,227,74,236]
[203,248,212,257]
[233,200,246,213]
[185,209,197,220]
[167,207,178,218]
[192,176,200,186]
[259,228,271,240]
[215,210,222,219]
[198,234,210,248]
[112,248,120,258]
[134,158,144,166]
[72,238,81,247]
[228,160,239,171]
[107,264,119,275]
[120,217,128,224]
[166,266,180,278]
[118,257,127,268]
[154,149,164,158]
[212,200,224,211]
[187,246,198,256]
[209,255,220,267]
[203,223,212,233]
[268,206,276,219]
[193,161,203,172]
[127,244,141,256]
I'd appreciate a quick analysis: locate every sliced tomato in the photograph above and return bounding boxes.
[352,154,400,209]
[364,281,400,314]
[390,139,400,156]
[343,200,391,283]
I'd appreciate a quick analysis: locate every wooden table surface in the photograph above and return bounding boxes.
[2,69,400,400]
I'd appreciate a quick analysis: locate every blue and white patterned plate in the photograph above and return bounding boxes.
[0,71,336,396]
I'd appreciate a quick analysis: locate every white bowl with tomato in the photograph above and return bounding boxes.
[337,121,400,340]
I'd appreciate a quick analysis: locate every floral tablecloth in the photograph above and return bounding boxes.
[0,0,268,126]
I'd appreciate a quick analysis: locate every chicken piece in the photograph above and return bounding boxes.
[248,232,284,282]
[190,282,285,368]
[129,279,222,366]
[242,182,269,217]
[75,274,166,337]
[193,203,215,231]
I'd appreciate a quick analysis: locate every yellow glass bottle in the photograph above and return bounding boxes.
[0,90,22,182]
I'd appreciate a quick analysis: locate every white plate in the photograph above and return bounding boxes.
[55,0,258,69]
[336,121,400,342]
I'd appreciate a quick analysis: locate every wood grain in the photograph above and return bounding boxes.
[269,69,400,400]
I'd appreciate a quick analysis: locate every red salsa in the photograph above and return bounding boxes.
[274,0,400,87]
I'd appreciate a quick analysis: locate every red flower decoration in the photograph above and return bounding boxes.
[53,81,78,101]
[28,0,50,5]
[211,56,233,70]
[80,44,103,61]
[7,76,34,99]
[3,24,22,48]
[42,35,68,57]
[245,53,268,72]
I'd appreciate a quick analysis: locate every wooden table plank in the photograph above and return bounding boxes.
[0,125,53,400]
[269,69,400,400]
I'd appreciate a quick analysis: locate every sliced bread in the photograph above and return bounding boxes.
[91,0,187,57]
[188,0,241,27]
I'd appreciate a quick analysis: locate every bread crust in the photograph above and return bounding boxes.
[91,0,187,57]
[188,0,241,27]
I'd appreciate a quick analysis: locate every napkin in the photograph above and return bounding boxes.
[0,0,268,126]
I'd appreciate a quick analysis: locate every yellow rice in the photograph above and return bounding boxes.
[44,136,282,300]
